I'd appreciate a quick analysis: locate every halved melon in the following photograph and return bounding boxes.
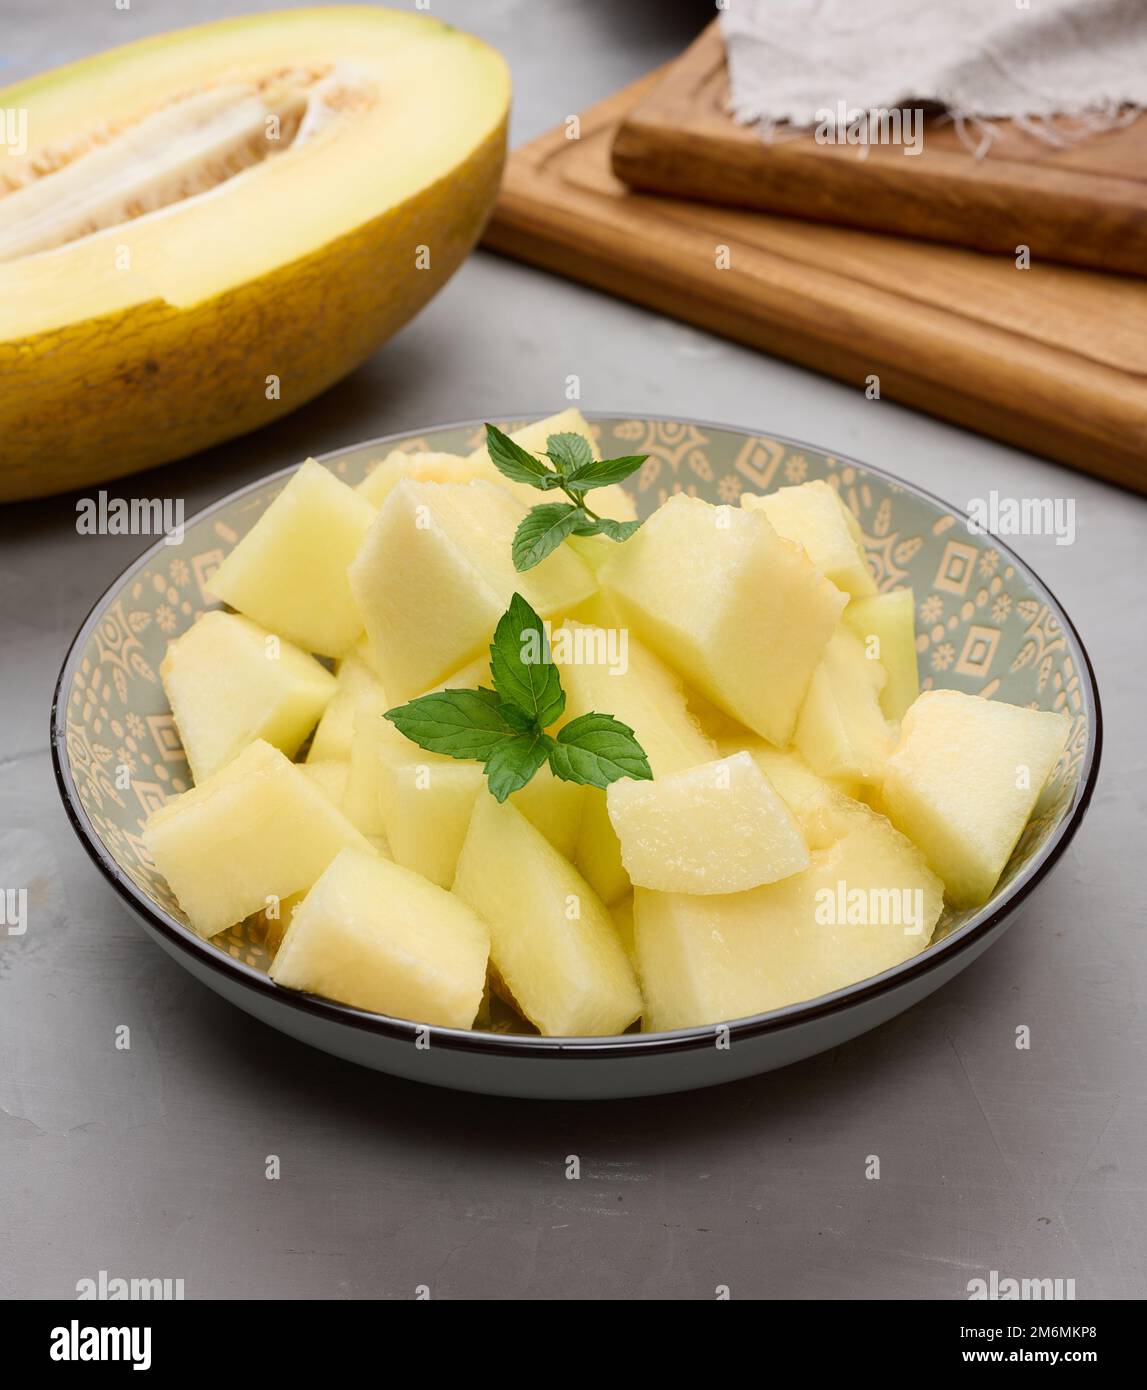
[0,9,509,499]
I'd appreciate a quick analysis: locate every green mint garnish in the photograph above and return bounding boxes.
[484,422,647,572]
[384,593,651,803]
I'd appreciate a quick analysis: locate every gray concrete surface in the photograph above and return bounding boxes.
[1,0,1143,1301]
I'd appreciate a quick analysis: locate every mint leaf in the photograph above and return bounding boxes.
[485,423,555,487]
[511,502,586,572]
[489,592,566,726]
[384,689,518,761]
[545,431,594,475]
[485,731,554,803]
[572,516,643,543]
[548,712,654,787]
[564,454,647,492]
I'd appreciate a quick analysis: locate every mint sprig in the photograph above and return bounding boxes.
[384,593,651,803]
[484,422,647,571]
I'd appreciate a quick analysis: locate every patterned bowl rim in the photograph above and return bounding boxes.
[50,413,1103,1062]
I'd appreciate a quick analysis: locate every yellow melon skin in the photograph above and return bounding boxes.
[453,796,643,1037]
[634,806,943,1031]
[270,847,490,1029]
[0,10,509,501]
[881,690,1071,908]
[142,739,373,938]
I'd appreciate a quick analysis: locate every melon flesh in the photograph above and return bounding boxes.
[453,796,642,1036]
[270,847,489,1028]
[378,748,484,888]
[209,459,375,656]
[599,494,846,745]
[881,690,1071,907]
[634,805,943,1030]
[553,620,715,904]
[142,738,373,938]
[794,627,894,786]
[357,450,472,507]
[844,588,920,721]
[160,609,335,782]
[300,759,348,807]
[348,478,596,700]
[306,651,383,764]
[728,742,863,847]
[607,751,809,894]
[741,479,875,597]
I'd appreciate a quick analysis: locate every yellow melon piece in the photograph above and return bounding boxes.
[607,751,809,894]
[300,759,348,807]
[357,450,473,507]
[794,628,894,786]
[348,478,596,700]
[378,748,484,888]
[741,479,875,596]
[553,619,715,904]
[343,688,392,837]
[209,459,374,657]
[270,847,489,1028]
[160,609,335,783]
[509,764,587,861]
[142,739,372,938]
[611,894,636,965]
[635,806,943,1030]
[306,651,382,764]
[453,796,642,1036]
[728,742,863,846]
[600,494,846,745]
[881,690,1071,907]
[843,588,920,721]
[0,9,509,501]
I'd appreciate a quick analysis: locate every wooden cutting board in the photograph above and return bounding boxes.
[482,72,1147,494]
[611,22,1147,277]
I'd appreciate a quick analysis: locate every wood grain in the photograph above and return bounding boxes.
[483,73,1147,493]
[611,22,1147,277]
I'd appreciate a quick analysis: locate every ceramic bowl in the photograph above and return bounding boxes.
[51,415,1101,1098]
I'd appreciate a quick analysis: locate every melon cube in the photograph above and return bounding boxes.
[270,848,489,1028]
[160,610,335,783]
[300,759,349,806]
[142,739,373,938]
[208,459,375,657]
[843,588,920,720]
[741,479,875,597]
[306,651,382,764]
[607,750,808,893]
[553,620,715,903]
[466,408,638,524]
[510,763,586,861]
[794,628,894,786]
[881,690,1071,907]
[634,805,943,1030]
[730,742,863,845]
[348,478,596,700]
[600,494,846,745]
[343,687,393,837]
[611,893,636,964]
[453,796,643,1036]
[357,449,473,507]
[378,747,484,888]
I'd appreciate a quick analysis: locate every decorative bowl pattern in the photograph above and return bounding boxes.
[51,416,1100,1095]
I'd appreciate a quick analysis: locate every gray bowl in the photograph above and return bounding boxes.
[51,415,1101,1098]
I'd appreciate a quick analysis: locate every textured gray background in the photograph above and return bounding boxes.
[1,0,1143,1301]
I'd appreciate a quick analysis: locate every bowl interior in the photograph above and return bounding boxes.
[57,416,1094,1037]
